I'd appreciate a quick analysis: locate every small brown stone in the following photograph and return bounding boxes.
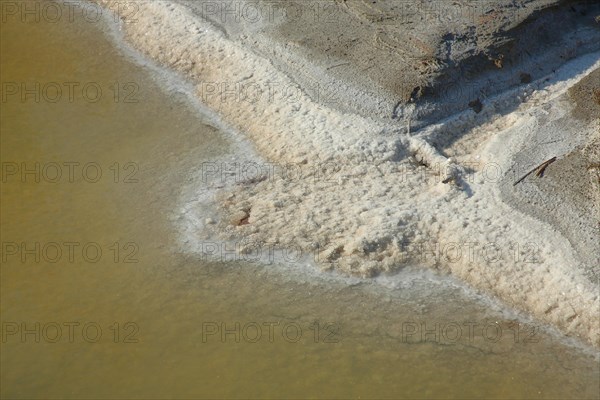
[468,99,483,113]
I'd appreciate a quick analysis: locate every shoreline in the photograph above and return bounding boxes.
[93,0,599,347]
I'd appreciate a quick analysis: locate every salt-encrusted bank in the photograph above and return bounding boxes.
[94,0,599,347]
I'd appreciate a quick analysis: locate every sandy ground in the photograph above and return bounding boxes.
[93,0,600,347]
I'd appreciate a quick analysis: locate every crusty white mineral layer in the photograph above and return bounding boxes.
[95,0,599,347]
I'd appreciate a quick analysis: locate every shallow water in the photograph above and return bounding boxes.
[1,3,599,399]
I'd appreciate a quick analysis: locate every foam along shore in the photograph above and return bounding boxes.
[94,0,600,347]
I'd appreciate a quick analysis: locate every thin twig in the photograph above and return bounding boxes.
[535,157,557,178]
[513,156,557,186]
[326,62,350,70]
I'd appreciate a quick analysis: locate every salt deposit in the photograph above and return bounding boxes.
[94,0,599,347]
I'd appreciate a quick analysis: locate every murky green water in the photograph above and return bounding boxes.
[1,3,599,399]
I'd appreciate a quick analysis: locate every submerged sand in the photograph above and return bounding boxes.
[94,0,599,347]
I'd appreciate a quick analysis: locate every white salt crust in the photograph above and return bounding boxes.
[95,0,599,347]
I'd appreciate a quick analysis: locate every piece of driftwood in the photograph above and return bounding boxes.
[513,156,557,186]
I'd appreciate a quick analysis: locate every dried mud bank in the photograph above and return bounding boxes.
[95,0,600,347]
[177,0,600,128]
